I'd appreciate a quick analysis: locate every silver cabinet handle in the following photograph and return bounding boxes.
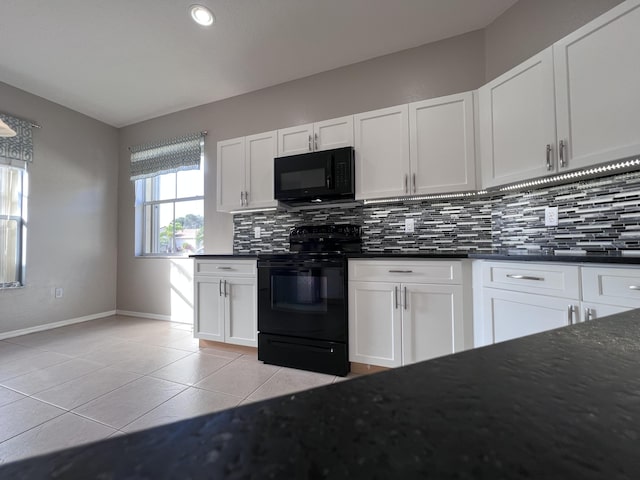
[308,134,312,151]
[412,173,416,193]
[216,266,232,270]
[389,270,413,273]
[245,191,249,206]
[219,279,223,296]
[546,144,553,170]
[404,174,408,194]
[567,305,574,325]
[403,286,407,310]
[240,191,244,206]
[559,139,566,168]
[314,133,318,150]
[585,307,594,321]
[628,286,640,290]
[506,274,544,281]
[394,286,399,309]
[224,280,228,297]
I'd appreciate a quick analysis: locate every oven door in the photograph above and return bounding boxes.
[257,258,347,342]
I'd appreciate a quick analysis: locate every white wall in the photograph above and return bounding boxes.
[0,82,118,335]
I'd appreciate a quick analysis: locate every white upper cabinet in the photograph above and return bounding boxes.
[277,116,354,156]
[554,0,640,171]
[245,131,278,210]
[277,123,314,156]
[354,104,410,200]
[410,92,476,195]
[479,48,557,188]
[217,132,277,212]
[217,137,245,212]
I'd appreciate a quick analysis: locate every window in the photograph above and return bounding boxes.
[0,113,32,289]
[0,165,27,288]
[135,168,204,255]
[130,132,206,256]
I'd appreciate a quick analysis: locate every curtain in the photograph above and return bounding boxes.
[0,113,34,168]
[129,132,205,181]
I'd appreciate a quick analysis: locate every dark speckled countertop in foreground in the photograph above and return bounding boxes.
[4,310,640,479]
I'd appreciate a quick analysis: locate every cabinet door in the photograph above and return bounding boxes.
[354,105,410,200]
[410,92,476,195]
[554,0,640,171]
[313,116,354,151]
[479,48,557,188]
[483,288,577,344]
[224,277,257,347]
[245,131,277,209]
[402,283,463,365]
[348,281,402,367]
[277,123,313,156]
[194,277,225,342]
[216,137,245,212]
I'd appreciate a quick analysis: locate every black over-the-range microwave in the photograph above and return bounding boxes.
[273,146,355,204]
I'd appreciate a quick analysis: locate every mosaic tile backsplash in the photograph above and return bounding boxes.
[233,170,640,254]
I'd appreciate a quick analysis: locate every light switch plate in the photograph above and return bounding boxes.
[404,218,415,233]
[254,227,261,239]
[545,206,559,227]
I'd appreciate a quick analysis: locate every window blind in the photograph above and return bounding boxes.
[129,132,205,181]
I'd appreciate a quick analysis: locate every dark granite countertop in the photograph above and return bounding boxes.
[190,254,259,259]
[4,310,640,479]
[191,252,640,264]
[470,252,640,264]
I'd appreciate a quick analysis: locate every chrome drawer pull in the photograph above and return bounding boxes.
[216,266,233,270]
[394,286,399,309]
[389,270,413,273]
[506,274,544,281]
[567,305,574,325]
[628,285,640,290]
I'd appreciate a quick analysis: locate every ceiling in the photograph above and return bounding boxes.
[0,0,517,128]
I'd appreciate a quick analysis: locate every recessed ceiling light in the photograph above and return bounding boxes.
[189,5,214,26]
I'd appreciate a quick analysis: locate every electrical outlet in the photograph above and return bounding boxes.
[545,206,559,227]
[254,227,261,239]
[54,287,63,299]
[404,218,415,233]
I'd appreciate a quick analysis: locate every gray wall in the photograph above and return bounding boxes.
[485,0,623,81]
[0,82,118,335]
[116,30,486,317]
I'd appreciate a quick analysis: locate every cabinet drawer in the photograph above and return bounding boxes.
[195,259,256,277]
[582,266,640,308]
[348,259,462,284]
[482,262,580,299]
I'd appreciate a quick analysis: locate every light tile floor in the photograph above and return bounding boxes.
[0,315,351,464]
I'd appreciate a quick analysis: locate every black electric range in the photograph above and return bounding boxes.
[256,224,362,376]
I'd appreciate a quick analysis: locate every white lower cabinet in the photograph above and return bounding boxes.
[580,265,640,322]
[194,260,257,347]
[482,288,577,343]
[479,262,580,344]
[477,261,640,344]
[348,260,471,368]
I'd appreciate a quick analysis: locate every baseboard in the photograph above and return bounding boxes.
[115,310,191,324]
[0,310,117,341]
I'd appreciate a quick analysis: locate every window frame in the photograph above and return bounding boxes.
[135,168,204,257]
[0,165,27,288]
